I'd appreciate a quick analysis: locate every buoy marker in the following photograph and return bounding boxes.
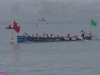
[10,38,14,44]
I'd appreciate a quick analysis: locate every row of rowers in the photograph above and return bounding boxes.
[22,33,79,39]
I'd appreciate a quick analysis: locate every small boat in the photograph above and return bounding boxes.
[5,27,14,29]
[17,35,92,43]
[39,18,46,21]
[5,26,20,29]
[39,19,46,21]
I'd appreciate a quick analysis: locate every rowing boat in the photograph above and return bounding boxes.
[17,35,92,43]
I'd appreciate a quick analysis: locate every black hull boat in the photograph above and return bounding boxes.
[5,26,20,29]
[17,36,92,43]
[39,19,46,21]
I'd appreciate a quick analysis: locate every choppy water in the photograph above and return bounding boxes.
[0,15,100,75]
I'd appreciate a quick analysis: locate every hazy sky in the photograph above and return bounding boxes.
[15,0,99,3]
[16,0,100,3]
[0,0,100,15]
[0,0,99,3]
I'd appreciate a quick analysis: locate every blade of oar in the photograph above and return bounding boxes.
[85,33,100,39]
[91,36,100,39]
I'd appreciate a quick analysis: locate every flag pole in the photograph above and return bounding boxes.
[12,30,13,40]
[90,24,91,31]
[90,19,91,32]
[10,29,14,44]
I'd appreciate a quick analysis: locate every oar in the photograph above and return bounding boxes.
[85,33,100,40]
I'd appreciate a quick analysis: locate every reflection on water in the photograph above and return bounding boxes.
[12,44,20,75]
[13,44,20,50]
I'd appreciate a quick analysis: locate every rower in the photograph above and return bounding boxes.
[46,34,49,38]
[39,34,41,38]
[61,34,64,38]
[75,34,79,40]
[81,29,85,38]
[22,32,25,36]
[53,34,56,38]
[35,33,38,38]
[22,32,28,37]
[57,33,60,38]
[67,34,70,38]
[67,34,72,40]
[32,34,34,38]
[50,34,53,38]
[89,31,92,36]
[25,33,28,37]
[42,33,45,38]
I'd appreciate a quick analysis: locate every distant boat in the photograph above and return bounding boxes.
[39,18,46,21]
[5,26,20,29]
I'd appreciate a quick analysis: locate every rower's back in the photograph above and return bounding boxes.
[89,31,92,36]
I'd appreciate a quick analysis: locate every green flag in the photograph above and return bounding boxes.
[91,19,97,27]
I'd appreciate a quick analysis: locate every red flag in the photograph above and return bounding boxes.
[13,21,20,33]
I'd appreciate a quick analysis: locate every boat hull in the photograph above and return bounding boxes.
[5,27,13,29]
[5,26,20,29]
[39,19,46,21]
[17,36,92,43]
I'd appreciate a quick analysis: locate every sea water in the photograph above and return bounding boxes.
[0,14,100,75]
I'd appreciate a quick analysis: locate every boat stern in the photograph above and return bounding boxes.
[84,36,92,40]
